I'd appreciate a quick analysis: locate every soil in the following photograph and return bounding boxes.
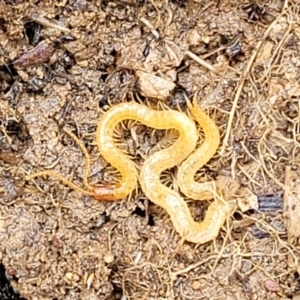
[1,0,300,299]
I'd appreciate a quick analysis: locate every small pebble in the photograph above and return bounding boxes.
[192,280,201,290]
[264,279,280,292]
[104,252,114,264]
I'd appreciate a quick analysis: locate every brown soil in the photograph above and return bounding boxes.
[1,0,300,299]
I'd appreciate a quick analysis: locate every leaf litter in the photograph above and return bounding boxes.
[1,0,300,299]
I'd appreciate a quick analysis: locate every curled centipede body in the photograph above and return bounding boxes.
[29,99,235,244]
[94,99,235,243]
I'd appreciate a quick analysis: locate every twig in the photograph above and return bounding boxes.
[220,2,289,155]
[140,17,160,39]
[186,50,221,75]
[31,13,70,33]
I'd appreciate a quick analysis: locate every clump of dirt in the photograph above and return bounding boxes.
[1,0,300,299]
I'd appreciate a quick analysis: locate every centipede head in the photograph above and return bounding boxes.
[93,183,120,201]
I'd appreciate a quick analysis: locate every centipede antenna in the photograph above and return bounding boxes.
[63,128,94,191]
[27,171,94,196]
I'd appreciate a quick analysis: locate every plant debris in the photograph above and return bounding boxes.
[1,0,300,299]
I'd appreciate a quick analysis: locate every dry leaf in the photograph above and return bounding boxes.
[283,166,300,241]
[256,41,274,61]
[216,175,258,211]
[268,77,300,105]
[136,71,175,101]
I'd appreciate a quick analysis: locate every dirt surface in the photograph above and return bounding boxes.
[1,0,300,299]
